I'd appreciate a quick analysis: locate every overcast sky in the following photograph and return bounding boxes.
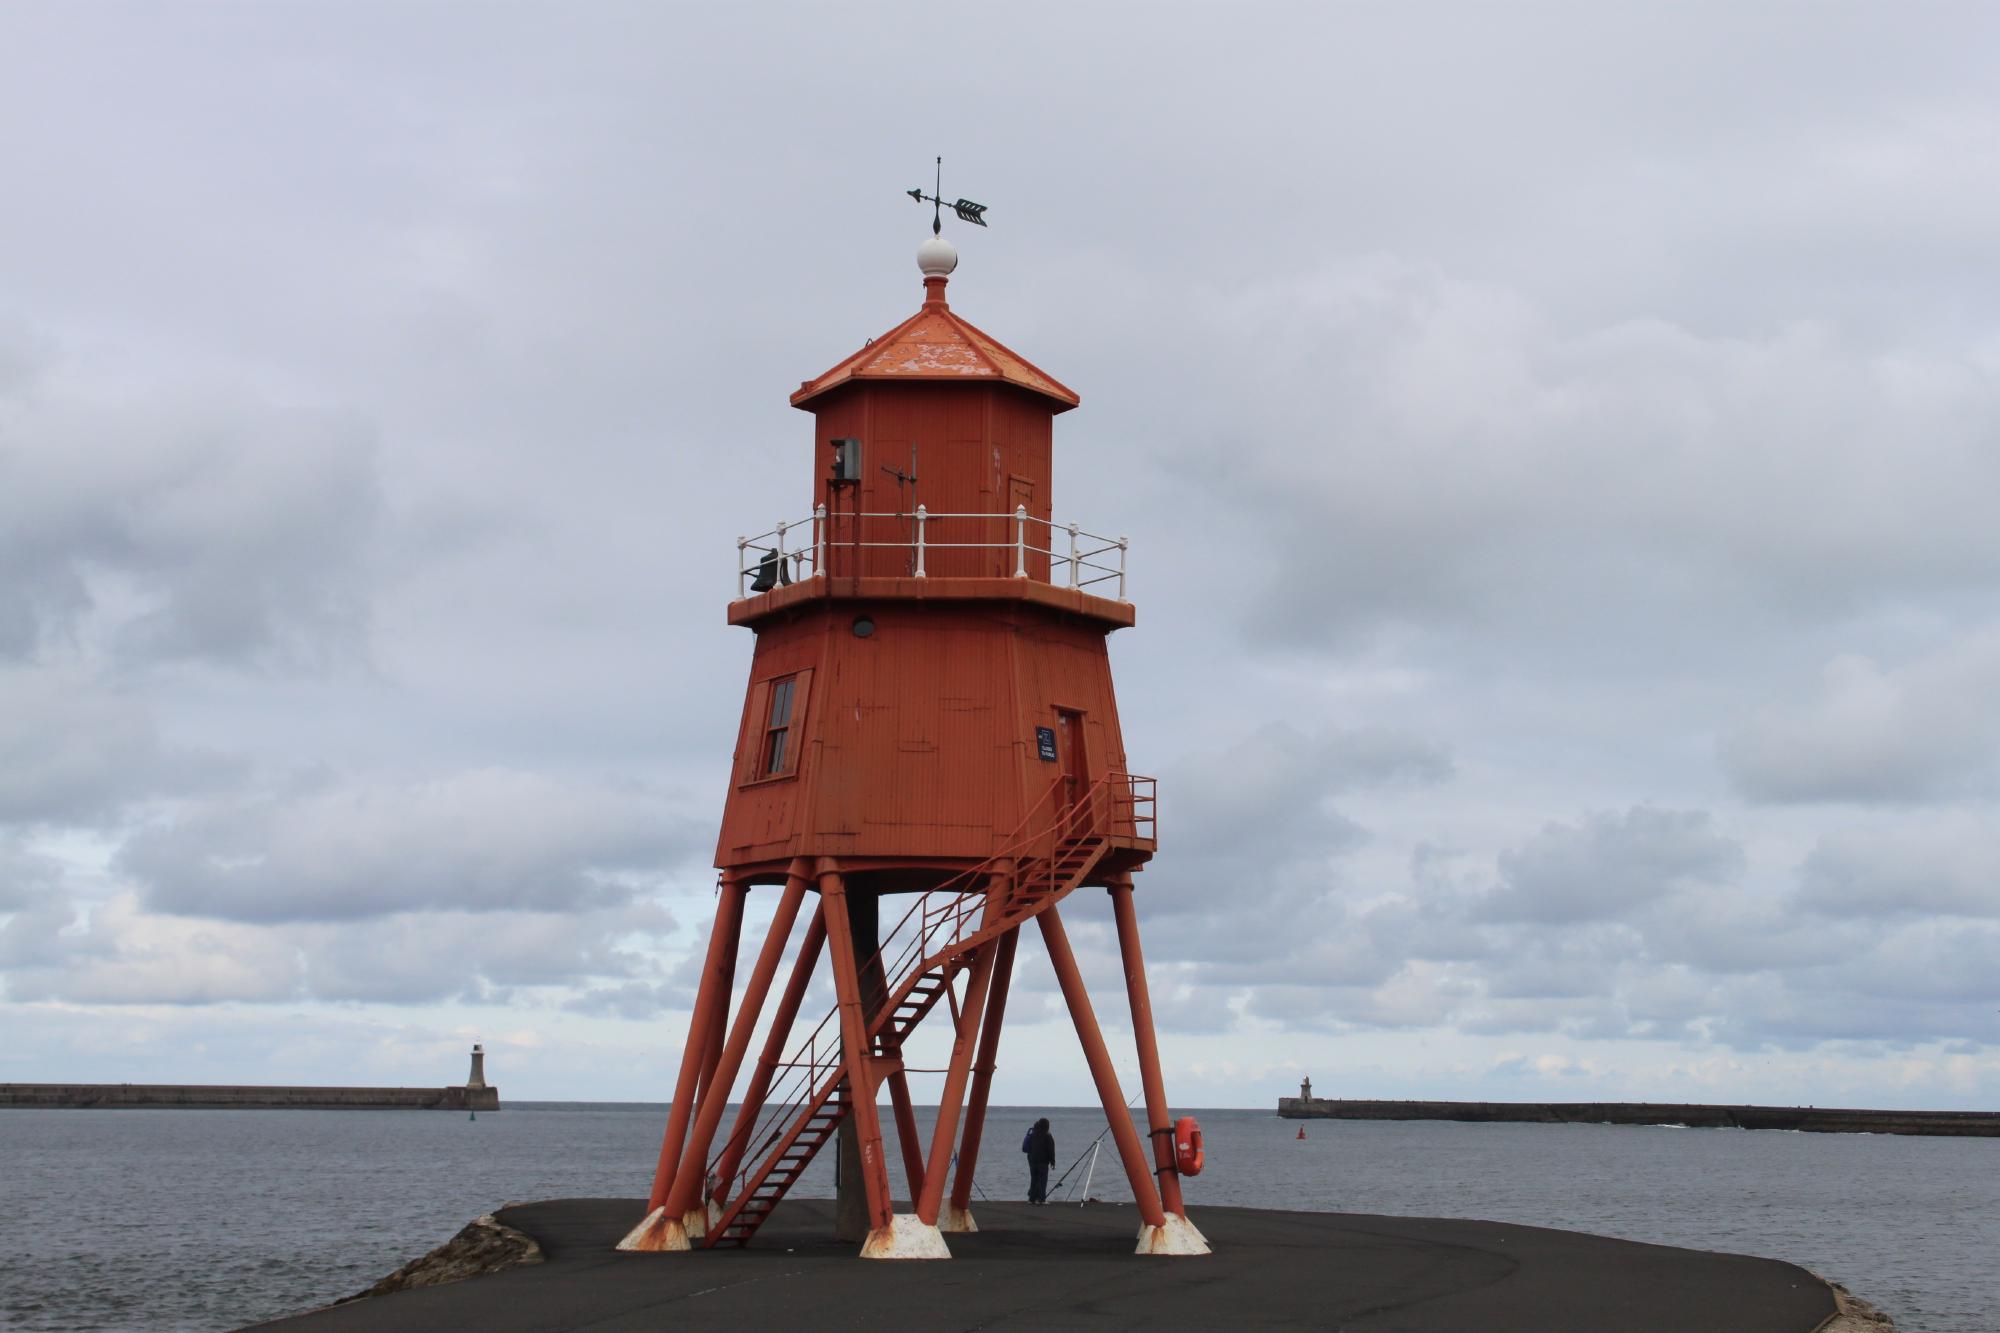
[4,2,1998,1110]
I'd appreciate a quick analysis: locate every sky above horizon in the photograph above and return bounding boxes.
[4,2,1999,1111]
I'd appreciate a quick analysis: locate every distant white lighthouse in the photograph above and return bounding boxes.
[466,1043,488,1090]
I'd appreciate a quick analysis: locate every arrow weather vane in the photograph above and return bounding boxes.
[908,156,988,234]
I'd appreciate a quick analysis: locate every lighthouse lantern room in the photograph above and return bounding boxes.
[622,221,1207,1260]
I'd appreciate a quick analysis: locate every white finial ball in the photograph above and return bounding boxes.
[917,234,959,278]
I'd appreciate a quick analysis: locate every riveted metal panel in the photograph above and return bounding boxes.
[715,599,1137,872]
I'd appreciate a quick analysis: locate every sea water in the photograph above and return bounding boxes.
[1,1104,1993,1332]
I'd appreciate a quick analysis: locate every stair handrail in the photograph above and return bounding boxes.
[701,775,1073,1197]
[868,770,1132,1002]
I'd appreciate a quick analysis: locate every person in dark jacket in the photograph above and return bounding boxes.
[1023,1117,1056,1204]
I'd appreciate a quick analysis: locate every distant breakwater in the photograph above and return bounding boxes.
[0,1083,500,1111]
[1276,1098,2000,1137]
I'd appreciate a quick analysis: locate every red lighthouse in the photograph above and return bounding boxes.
[622,227,1207,1259]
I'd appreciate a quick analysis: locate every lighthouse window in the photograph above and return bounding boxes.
[739,668,812,787]
[762,675,798,777]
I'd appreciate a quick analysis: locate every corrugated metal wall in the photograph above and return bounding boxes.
[715,601,1130,869]
[803,383,1053,581]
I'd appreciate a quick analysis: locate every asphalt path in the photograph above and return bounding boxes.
[253,1197,1837,1332]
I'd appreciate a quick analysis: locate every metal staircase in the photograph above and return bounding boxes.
[699,779,1137,1249]
[707,1088,848,1246]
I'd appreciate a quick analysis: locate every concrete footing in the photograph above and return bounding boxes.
[1135,1212,1211,1256]
[859,1213,952,1260]
[615,1201,718,1252]
[939,1204,978,1234]
[613,1206,689,1253]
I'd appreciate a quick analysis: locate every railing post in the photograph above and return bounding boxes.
[737,536,747,598]
[814,504,826,579]
[1118,535,1129,599]
[775,519,788,564]
[1067,522,1079,587]
[1014,505,1028,578]
[915,504,928,578]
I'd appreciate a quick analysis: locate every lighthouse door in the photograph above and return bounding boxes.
[1055,708,1089,822]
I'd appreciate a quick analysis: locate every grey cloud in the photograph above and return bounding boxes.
[1247,964,1476,1034]
[0,355,385,670]
[1849,920,2000,1004]
[0,837,64,913]
[0,664,230,825]
[118,769,699,922]
[1479,807,1744,924]
[297,903,675,1005]
[1795,820,2000,919]
[1136,966,1241,1036]
[1141,721,1448,924]
[2,892,302,1003]
[1636,894,1851,977]
[566,980,682,1021]
[1194,897,1429,991]
[1700,973,1999,1053]
[1480,925,1642,1001]
[0,900,82,969]
[1455,997,1631,1041]
[1166,259,2000,654]
[1,890,675,1007]
[1723,636,2000,804]
[1166,722,1429,851]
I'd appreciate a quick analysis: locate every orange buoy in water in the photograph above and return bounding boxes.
[1296,1124,1305,1140]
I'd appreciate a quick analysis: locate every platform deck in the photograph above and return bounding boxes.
[253,1197,1837,1332]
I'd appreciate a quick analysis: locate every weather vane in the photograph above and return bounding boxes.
[908,156,988,234]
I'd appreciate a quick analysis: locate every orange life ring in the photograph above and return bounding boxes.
[1173,1115,1204,1176]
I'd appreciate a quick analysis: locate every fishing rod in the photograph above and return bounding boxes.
[1049,1086,1142,1196]
[950,1151,990,1202]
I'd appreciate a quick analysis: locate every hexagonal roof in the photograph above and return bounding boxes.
[790,274,1079,413]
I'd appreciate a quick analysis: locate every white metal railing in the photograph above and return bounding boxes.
[736,513,822,593]
[737,505,1128,599]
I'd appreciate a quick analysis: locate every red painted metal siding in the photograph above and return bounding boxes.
[714,598,1130,871]
[807,383,1053,581]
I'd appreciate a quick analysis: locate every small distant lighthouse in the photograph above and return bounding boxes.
[466,1044,487,1091]
[1301,1075,1312,1102]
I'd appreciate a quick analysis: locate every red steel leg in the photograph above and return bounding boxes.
[696,883,745,1110]
[664,874,810,1222]
[710,876,824,1206]
[949,923,1018,1216]
[1038,903,1167,1228]
[818,862,893,1234]
[645,881,747,1212]
[886,1067,927,1203]
[1110,878,1186,1218]
[916,936,999,1224]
